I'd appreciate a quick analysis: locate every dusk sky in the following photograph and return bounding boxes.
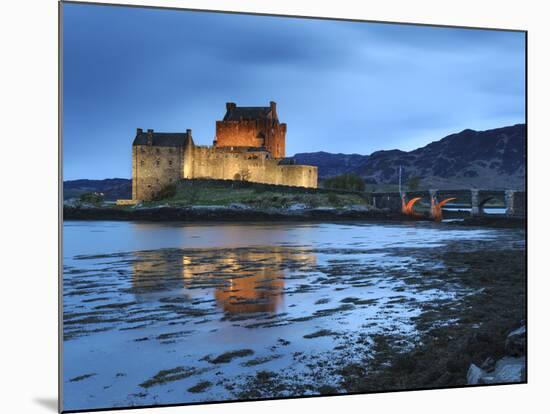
[63,3,525,180]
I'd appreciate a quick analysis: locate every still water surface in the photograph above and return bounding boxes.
[62,220,515,410]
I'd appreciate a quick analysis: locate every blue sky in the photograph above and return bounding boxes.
[62,3,525,180]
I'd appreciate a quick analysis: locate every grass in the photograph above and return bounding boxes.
[135,179,370,209]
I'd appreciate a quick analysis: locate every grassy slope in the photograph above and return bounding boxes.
[143,180,369,209]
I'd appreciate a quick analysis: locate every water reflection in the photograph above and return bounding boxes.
[132,247,316,313]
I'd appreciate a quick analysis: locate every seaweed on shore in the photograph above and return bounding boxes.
[341,247,526,392]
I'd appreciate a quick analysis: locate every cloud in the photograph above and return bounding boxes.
[62,3,525,180]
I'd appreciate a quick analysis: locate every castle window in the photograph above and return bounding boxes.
[140,147,145,153]
[156,148,160,154]
[156,160,160,167]
[169,160,173,166]
[140,160,145,166]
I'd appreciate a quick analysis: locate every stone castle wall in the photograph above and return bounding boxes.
[184,146,317,188]
[132,145,182,201]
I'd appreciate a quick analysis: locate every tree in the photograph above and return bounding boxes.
[323,174,366,192]
[79,192,104,205]
[407,176,421,191]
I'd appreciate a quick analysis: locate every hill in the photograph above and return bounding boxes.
[63,178,131,200]
[291,124,525,190]
[291,151,369,179]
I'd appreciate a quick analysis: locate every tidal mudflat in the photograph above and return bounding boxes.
[62,221,525,411]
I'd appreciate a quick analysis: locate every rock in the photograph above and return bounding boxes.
[228,203,249,210]
[480,357,496,371]
[505,325,526,356]
[467,357,525,385]
[467,363,485,385]
[287,203,307,211]
[345,204,370,212]
[482,356,525,384]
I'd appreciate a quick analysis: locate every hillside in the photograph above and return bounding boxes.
[63,178,131,200]
[291,151,369,179]
[292,124,525,190]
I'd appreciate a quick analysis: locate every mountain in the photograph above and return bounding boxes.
[291,151,370,179]
[63,178,131,200]
[292,124,526,190]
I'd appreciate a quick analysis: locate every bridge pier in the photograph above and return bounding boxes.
[505,190,515,216]
[505,190,526,217]
[471,189,482,216]
[429,189,438,220]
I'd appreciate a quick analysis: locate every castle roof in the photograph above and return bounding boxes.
[132,130,193,147]
[222,102,279,122]
[223,107,272,121]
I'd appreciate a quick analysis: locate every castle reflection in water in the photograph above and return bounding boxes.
[130,248,316,313]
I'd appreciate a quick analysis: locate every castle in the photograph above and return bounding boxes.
[128,101,318,201]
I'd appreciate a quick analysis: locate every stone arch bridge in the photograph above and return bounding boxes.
[370,189,525,221]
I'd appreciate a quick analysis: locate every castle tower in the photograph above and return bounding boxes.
[131,128,192,200]
[214,101,286,159]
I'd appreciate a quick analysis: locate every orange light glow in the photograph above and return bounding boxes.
[403,197,422,216]
[431,197,457,222]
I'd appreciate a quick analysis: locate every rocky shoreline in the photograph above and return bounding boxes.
[63,205,404,222]
[63,205,525,227]
[340,244,526,393]
[467,324,526,385]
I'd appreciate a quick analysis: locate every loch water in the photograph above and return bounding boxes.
[62,220,523,411]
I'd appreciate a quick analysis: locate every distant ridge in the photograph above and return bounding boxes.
[63,178,131,200]
[291,124,525,190]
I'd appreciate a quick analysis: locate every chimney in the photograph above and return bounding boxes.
[136,128,143,135]
[270,101,276,112]
[226,102,236,111]
[146,129,153,145]
[186,129,192,138]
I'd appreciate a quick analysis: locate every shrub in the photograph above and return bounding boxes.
[323,174,366,192]
[79,192,104,204]
[152,184,177,201]
[407,176,421,191]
